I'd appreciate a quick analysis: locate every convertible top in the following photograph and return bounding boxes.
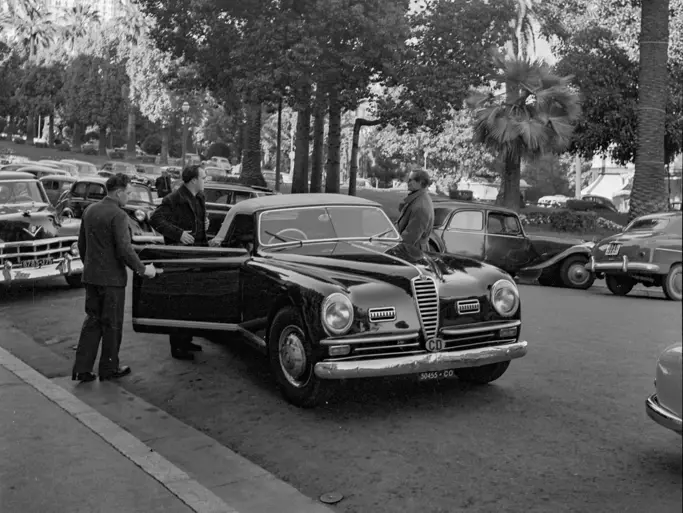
[229,193,380,214]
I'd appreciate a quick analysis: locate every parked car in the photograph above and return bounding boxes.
[0,172,83,288]
[36,160,79,176]
[101,161,147,185]
[56,177,159,237]
[202,182,276,236]
[428,200,596,289]
[566,195,618,213]
[587,211,682,300]
[203,166,229,182]
[206,156,231,170]
[1,162,38,172]
[39,175,77,206]
[61,159,98,176]
[134,164,163,188]
[646,342,682,435]
[15,165,70,180]
[131,194,528,407]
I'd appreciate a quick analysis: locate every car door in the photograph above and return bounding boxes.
[440,209,486,261]
[67,181,89,218]
[132,245,249,334]
[204,188,234,237]
[484,211,534,273]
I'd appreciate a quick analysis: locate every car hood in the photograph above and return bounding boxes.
[0,203,68,243]
[261,240,507,299]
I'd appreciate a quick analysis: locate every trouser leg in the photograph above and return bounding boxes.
[97,286,126,375]
[73,285,104,374]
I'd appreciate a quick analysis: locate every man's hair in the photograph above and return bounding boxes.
[411,169,431,188]
[106,173,131,193]
[182,165,202,183]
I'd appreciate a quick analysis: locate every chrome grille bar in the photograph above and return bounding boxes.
[368,307,396,323]
[412,276,439,341]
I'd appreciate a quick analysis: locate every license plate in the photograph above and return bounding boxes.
[21,257,53,269]
[605,243,621,256]
[417,369,458,381]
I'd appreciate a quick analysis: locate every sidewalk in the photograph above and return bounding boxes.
[0,345,335,513]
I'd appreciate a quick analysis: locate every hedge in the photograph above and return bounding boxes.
[520,210,624,233]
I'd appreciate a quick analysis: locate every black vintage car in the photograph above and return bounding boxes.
[56,177,160,237]
[132,194,528,407]
[428,200,596,289]
[0,172,83,288]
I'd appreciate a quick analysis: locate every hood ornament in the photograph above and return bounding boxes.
[22,225,42,238]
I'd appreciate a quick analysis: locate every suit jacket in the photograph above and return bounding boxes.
[396,188,435,251]
[78,196,146,287]
[149,184,208,246]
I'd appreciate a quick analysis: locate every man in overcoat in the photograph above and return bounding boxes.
[72,173,158,382]
[396,169,435,251]
[149,165,209,360]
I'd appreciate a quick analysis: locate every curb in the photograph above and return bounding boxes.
[0,345,238,513]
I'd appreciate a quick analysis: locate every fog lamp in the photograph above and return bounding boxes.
[329,345,351,357]
[499,327,518,338]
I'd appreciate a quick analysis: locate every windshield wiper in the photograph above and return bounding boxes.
[264,230,298,242]
[369,228,396,241]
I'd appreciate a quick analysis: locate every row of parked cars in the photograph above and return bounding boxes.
[0,166,680,426]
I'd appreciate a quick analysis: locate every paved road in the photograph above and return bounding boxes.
[1,278,681,513]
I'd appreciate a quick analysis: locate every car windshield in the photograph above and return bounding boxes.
[625,217,672,232]
[127,185,153,204]
[258,205,400,246]
[0,180,49,205]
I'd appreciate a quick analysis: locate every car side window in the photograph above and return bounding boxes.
[205,189,232,204]
[72,182,88,198]
[447,210,483,231]
[87,184,107,201]
[488,213,522,235]
[42,180,55,191]
[233,191,253,204]
[225,214,255,249]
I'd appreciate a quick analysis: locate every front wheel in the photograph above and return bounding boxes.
[605,275,635,296]
[268,307,332,408]
[65,274,83,288]
[455,361,510,384]
[559,255,595,290]
[662,263,682,301]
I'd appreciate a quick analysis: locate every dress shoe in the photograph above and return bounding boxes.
[99,366,131,381]
[185,341,202,352]
[72,372,97,382]
[171,349,195,361]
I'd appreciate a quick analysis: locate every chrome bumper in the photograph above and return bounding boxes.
[314,340,528,380]
[587,256,661,273]
[646,394,683,434]
[0,255,83,284]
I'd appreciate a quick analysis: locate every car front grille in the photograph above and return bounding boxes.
[321,333,422,362]
[412,276,439,341]
[0,238,74,265]
[439,320,520,351]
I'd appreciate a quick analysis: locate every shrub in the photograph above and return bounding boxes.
[57,142,71,151]
[13,136,26,144]
[520,210,624,233]
[206,141,231,160]
[141,134,162,155]
[110,149,125,159]
[83,146,98,155]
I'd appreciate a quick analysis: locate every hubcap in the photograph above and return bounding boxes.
[278,327,308,388]
[670,268,682,299]
[568,263,590,285]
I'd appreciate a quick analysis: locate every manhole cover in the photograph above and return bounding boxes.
[320,492,343,504]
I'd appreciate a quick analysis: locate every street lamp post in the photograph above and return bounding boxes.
[181,101,190,167]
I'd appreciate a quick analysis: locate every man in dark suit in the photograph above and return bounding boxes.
[72,173,158,383]
[155,169,172,198]
[150,165,209,361]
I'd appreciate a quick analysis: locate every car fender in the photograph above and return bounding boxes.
[521,244,593,271]
[428,231,446,253]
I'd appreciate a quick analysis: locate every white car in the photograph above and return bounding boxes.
[646,342,682,434]
[207,156,232,170]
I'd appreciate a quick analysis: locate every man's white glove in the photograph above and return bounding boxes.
[143,263,159,278]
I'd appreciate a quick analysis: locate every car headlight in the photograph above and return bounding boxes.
[321,293,354,336]
[70,242,79,256]
[490,279,519,318]
[134,209,146,223]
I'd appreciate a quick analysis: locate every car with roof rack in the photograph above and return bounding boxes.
[0,172,83,288]
[131,193,528,407]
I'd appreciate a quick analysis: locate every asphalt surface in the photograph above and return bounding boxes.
[0,278,681,513]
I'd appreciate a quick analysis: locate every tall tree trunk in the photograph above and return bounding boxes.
[48,114,54,146]
[72,122,82,152]
[349,118,382,196]
[240,102,266,187]
[629,0,670,221]
[27,113,35,143]
[501,152,522,209]
[98,126,107,156]
[160,125,169,165]
[126,108,136,159]
[292,98,311,194]
[309,88,326,193]
[325,87,342,194]
[274,98,283,193]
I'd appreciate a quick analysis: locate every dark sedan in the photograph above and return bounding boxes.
[131,194,528,408]
[56,177,159,237]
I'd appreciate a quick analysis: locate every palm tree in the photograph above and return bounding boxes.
[629,0,670,220]
[467,54,582,210]
[57,4,101,54]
